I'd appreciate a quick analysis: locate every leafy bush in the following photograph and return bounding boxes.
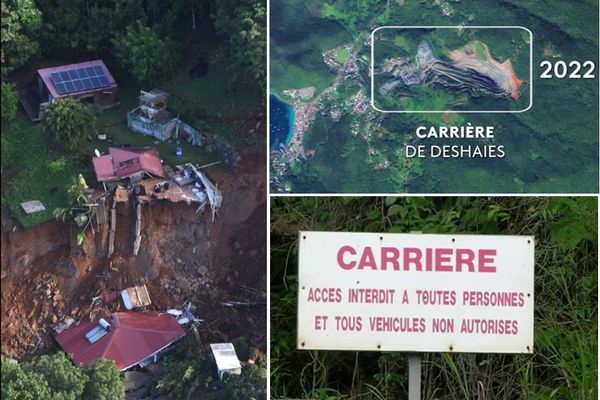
[1,352,124,400]
[43,98,96,155]
[156,335,266,399]
[1,81,18,122]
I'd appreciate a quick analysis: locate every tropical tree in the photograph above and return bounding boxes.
[83,359,125,400]
[112,21,177,85]
[210,0,266,95]
[1,81,18,122]
[25,352,87,400]
[43,97,96,154]
[1,361,51,400]
[0,0,42,77]
[54,174,96,246]
[2,353,124,400]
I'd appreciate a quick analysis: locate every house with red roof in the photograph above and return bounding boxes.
[20,59,118,121]
[92,147,166,182]
[55,312,185,371]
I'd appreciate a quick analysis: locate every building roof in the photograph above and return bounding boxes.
[92,147,166,182]
[55,312,185,371]
[37,60,117,99]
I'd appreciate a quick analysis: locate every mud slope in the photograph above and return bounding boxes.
[1,152,266,359]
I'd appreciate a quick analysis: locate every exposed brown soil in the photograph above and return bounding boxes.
[1,151,266,360]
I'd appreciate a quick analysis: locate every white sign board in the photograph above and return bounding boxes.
[297,231,534,354]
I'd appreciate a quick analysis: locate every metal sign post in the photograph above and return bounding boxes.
[408,231,422,400]
[408,354,421,400]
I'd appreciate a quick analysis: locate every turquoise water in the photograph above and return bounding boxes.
[270,94,295,150]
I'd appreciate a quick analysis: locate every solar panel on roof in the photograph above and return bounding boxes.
[48,63,112,95]
[55,82,67,94]
[64,81,76,92]
[51,72,63,83]
[82,78,92,90]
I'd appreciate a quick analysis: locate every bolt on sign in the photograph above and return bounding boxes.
[297,231,534,354]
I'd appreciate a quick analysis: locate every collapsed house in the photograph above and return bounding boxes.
[55,312,185,371]
[90,147,222,256]
[91,147,221,217]
[127,89,202,145]
[92,147,165,183]
[20,59,118,121]
[99,285,152,310]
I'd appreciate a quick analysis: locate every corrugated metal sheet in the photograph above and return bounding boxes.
[92,148,166,182]
[55,312,185,371]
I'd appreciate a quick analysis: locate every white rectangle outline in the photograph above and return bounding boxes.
[370,26,533,113]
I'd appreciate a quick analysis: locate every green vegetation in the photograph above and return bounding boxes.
[1,81,17,122]
[112,21,177,85]
[43,98,96,155]
[271,0,599,193]
[211,0,266,93]
[0,0,41,77]
[53,175,96,246]
[271,196,598,399]
[2,0,265,228]
[473,41,486,60]
[335,48,350,64]
[1,352,124,400]
[155,335,267,399]
[1,118,81,227]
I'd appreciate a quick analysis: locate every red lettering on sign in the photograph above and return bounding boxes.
[403,248,422,271]
[337,245,356,270]
[456,249,475,272]
[478,249,497,272]
[435,248,453,272]
[380,247,400,270]
[358,247,377,270]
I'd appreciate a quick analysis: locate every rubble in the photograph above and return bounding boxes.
[2,151,266,363]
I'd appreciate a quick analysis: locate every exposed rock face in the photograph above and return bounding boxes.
[379,41,525,100]
[448,41,524,100]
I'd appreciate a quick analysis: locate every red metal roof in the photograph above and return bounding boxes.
[92,155,115,181]
[92,147,166,182]
[37,60,117,99]
[55,312,185,371]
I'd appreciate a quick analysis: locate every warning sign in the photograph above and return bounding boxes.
[297,231,534,353]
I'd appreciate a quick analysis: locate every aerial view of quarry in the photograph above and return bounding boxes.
[270,0,599,193]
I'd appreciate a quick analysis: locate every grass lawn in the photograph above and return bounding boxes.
[1,117,82,228]
[94,80,222,168]
[336,48,350,64]
[4,60,261,229]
